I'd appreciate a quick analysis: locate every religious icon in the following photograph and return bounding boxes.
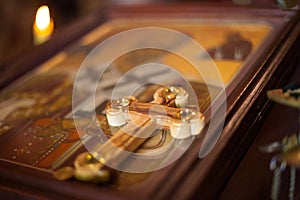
[0,17,274,188]
[54,85,204,183]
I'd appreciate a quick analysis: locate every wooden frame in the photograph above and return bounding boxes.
[1,3,300,199]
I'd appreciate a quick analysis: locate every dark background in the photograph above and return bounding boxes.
[0,0,279,67]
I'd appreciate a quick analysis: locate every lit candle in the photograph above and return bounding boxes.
[33,5,54,45]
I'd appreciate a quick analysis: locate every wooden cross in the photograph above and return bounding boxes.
[105,86,205,139]
[57,86,205,183]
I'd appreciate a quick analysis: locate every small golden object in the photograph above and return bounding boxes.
[53,166,75,181]
[162,87,177,101]
[283,145,300,168]
[267,89,300,109]
[73,152,110,183]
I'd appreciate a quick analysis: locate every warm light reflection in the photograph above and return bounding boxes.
[33,5,54,45]
[35,6,51,30]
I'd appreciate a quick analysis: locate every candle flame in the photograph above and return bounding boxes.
[35,5,51,31]
[33,5,54,45]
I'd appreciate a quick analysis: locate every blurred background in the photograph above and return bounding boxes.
[0,0,107,66]
[0,0,281,67]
